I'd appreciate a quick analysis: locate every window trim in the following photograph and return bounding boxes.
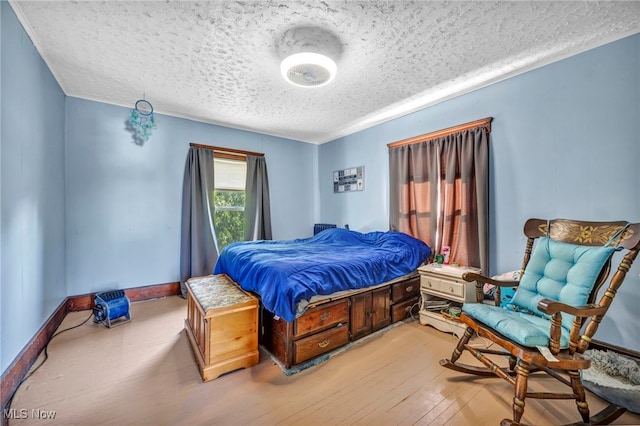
[189,142,264,159]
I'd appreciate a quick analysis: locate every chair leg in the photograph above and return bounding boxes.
[450,326,474,363]
[513,361,530,423]
[568,370,590,423]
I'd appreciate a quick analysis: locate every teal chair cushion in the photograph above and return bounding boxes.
[511,237,615,330]
[463,303,570,348]
[462,237,616,348]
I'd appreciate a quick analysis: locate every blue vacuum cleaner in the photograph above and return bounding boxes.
[93,290,131,328]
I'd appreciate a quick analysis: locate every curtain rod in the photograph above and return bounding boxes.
[189,143,264,157]
[387,117,493,148]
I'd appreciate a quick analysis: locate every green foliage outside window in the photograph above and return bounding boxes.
[213,190,245,251]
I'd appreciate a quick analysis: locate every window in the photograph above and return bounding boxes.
[388,118,491,273]
[213,157,247,251]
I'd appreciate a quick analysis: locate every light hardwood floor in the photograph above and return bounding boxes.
[9,296,640,426]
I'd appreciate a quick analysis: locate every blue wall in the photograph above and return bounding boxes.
[1,2,67,372]
[64,98,317,296]
[319,34,640,350]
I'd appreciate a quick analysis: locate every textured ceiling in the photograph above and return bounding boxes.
[9,1,640,144]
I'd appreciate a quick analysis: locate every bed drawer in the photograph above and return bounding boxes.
[391,296,419,322]
[293,324,349,364]
[391,277,420,303]
[294,299,349,338]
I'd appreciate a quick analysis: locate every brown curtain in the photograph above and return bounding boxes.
[389,125,489,273]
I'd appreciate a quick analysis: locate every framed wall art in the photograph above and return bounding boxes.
[333,165,364,193]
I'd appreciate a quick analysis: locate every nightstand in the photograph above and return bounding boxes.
[417,264,480,335]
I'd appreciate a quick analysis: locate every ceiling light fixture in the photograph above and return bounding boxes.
[281,52,337,88]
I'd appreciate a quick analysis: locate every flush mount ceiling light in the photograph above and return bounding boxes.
[281,52,337,88]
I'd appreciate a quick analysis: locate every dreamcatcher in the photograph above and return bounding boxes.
[128,98,156,142]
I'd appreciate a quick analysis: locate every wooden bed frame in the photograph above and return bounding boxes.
[260,273,421,369]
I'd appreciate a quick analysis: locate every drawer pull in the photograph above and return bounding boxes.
[318,339,330,348]
[448,286,454,293]
[319,312,330,321]
[405,285,413,292]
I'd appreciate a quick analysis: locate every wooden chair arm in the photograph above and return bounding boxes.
[463,272,520,304]
[538,298,609,355]
[462,272,519,287]
[537,299,607,317]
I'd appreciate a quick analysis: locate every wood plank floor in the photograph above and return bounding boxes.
[8,296,640,425]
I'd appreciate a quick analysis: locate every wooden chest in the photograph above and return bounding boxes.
[185,274,259,381]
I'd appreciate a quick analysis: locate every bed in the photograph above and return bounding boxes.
[214,228,431,368]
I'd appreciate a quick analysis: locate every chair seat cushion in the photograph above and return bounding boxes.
[463,303,570,348]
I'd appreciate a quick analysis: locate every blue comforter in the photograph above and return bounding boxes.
[213,228,431,322]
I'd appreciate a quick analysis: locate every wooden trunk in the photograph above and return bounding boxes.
[185,275,260,381]
[262,274,420,369]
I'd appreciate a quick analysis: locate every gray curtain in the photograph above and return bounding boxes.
[244,155,272,241]
[389,126,489,274]
[180,147,219,297]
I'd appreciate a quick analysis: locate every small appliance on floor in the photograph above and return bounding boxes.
[93,290,131,328]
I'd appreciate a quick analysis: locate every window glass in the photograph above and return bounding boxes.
[213,158,246,251]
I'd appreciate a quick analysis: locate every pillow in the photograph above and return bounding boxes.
[482,270,521,303]
[492,270,523,282]
[510,237,616,330]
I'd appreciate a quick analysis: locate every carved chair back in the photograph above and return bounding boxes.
[518,218,640,353]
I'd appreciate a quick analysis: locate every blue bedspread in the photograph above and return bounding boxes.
[213,228,431,322]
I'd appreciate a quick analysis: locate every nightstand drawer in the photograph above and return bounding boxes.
[420,276,441,292]
[439,280,464,298]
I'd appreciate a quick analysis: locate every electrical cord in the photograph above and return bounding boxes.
[3,312,93,425]
[409,299,421,321]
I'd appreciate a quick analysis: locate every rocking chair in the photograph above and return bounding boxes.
[440,218,640,425]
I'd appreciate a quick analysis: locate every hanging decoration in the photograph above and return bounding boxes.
[128,99,156,143]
